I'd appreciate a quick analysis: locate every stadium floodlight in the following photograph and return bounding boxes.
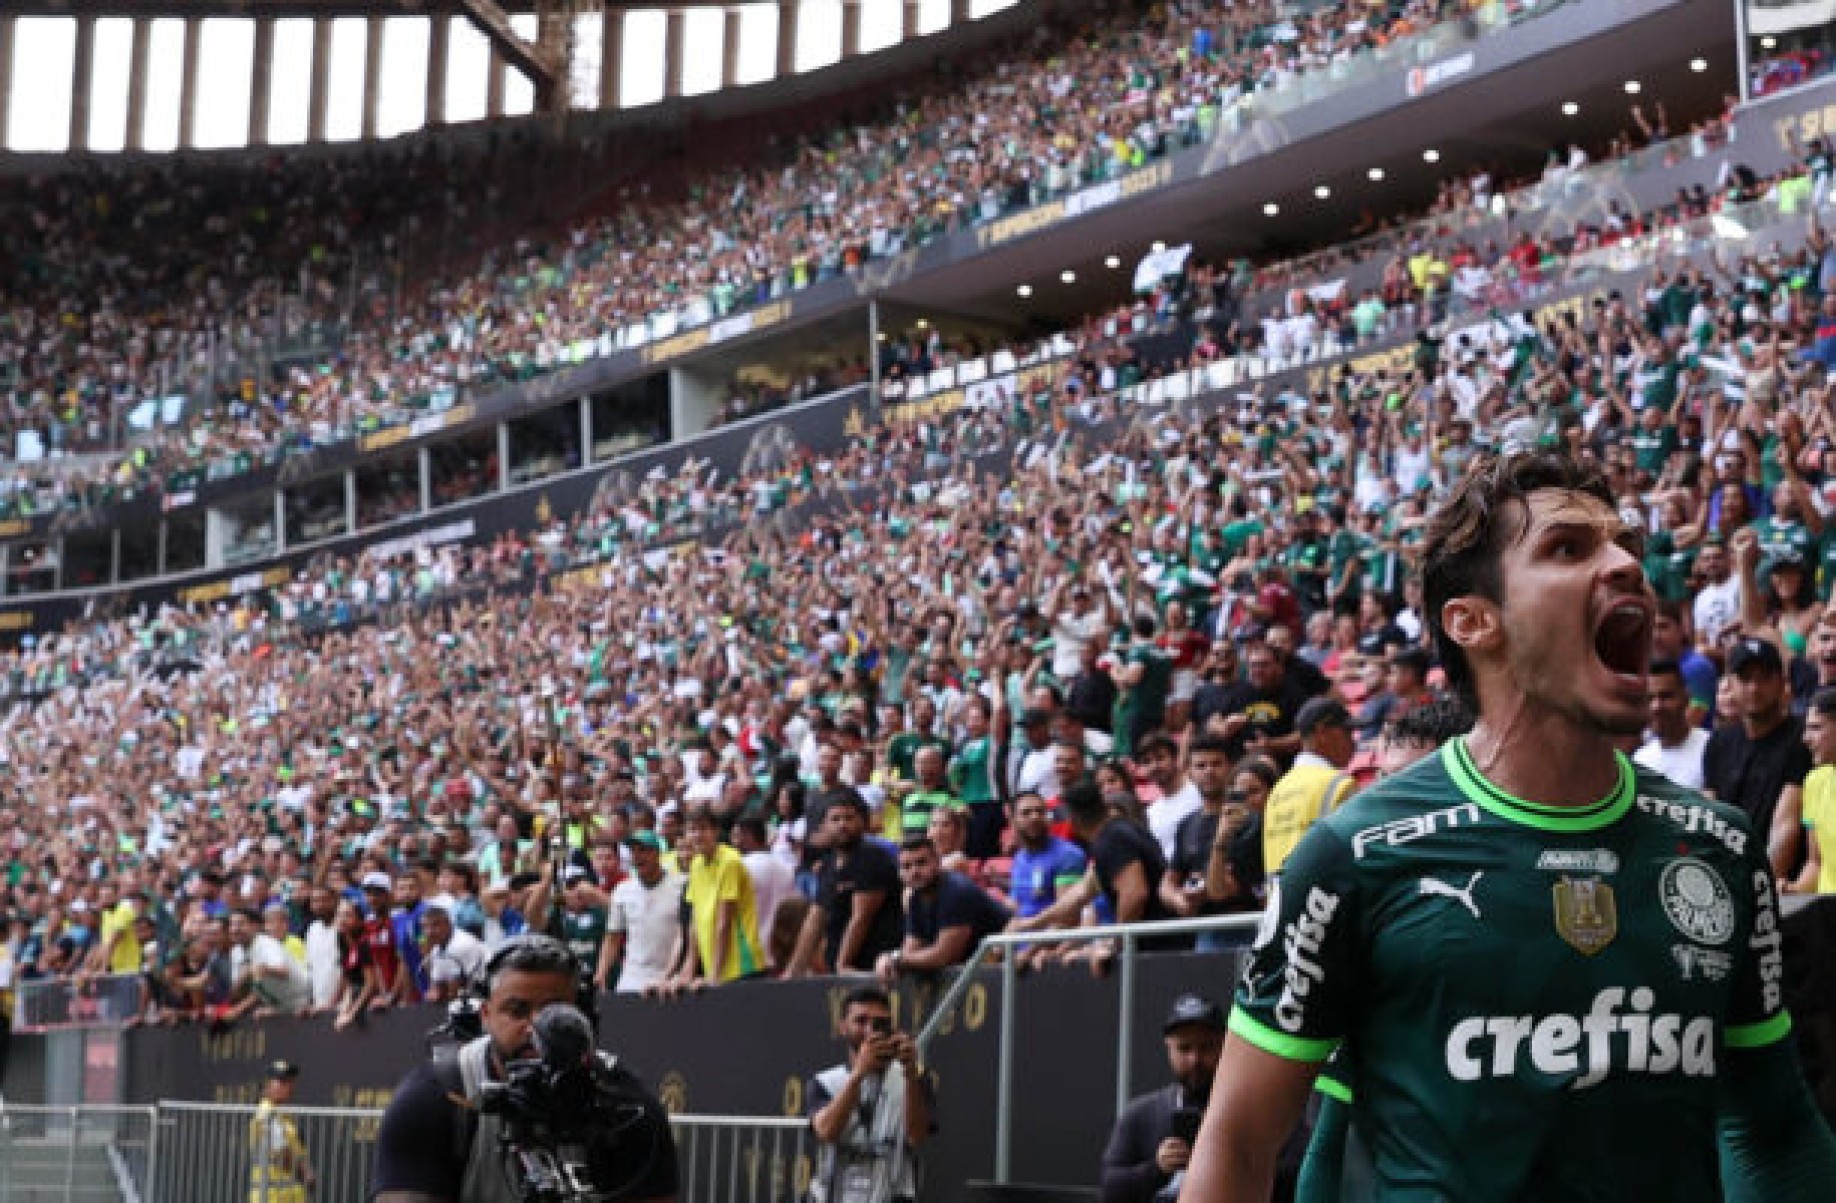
[1016,284,1033,298]
[1314,185,1331,199]
[1060,270,1077,284]
[1262,202,1280,216]
[1151,241,1167,254]
[1623,80,1641,94]
[1562,101,1579,116]
[1690,58,1707,73]
[1761,36,1777,50]
[1105,255,1122,269]
[1367,167,1385,182]
[1422,148,1441,163]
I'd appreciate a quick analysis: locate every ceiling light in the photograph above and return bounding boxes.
[1016,284,1032,298]
[1060,270,1076,284]
[1367,167,1385,182]
[1623,79,1642,94]
[1422,148,1440,163]
[1314,185,1331,199]
[1761,35,1777,50]
[1262,202,1280,216]
[1151,241,1167,254]
[1690,57,1707,73]
[1561,100,1579,116]
[1104,255,1122,269]
[915,318,929,330]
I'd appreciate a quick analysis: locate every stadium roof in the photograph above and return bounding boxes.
[4,2,747,12]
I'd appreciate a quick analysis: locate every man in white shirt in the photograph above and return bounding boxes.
[735,817,794,956]
[601,832,684,995]
[1691,542,1742,649]
[1049,580,1111,682]
[1633,660,1710,791]
[419,904,488,1003]
[302,886,343,1012]
[1140,734,1202,862]
[227,908,310,1018]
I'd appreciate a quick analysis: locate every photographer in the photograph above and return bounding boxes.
[807,987,934,1203]
[1099,994,1224,1203]
[370,934,678,1203]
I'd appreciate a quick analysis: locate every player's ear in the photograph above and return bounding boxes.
[1441,596,1501,659]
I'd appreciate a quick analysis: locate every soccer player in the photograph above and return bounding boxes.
[1184,453,1836,1201]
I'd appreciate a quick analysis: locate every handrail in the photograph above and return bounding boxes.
[914,910,1265,1183]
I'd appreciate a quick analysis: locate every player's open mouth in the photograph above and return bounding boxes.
[1593,600,1651,682]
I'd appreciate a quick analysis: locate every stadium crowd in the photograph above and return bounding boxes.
[0,0,1557,520]
[2,110,1836,1028]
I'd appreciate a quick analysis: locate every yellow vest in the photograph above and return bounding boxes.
[248,1102,308,1203]
[1263,761,1356,874]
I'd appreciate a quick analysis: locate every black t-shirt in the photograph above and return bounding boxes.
[1091,820,1188,951]
[1703,716,1812,840]
[370,1055,680,1200]
[1066,669,1119,733]
[1170,807,1265,914]
[1190,676,1312,761]
[905,872,1012,951]
[814,839,904,971]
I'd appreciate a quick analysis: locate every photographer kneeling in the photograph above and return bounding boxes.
[370,934,679,1203]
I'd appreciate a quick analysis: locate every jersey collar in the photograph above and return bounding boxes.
[1442,737,1636,833]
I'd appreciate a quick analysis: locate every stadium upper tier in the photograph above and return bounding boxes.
[0,0,1568,511]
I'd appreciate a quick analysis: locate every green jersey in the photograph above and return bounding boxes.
[1235,739,1790,1201]
[559,905,609,977]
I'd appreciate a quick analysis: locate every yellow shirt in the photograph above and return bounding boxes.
[1263,760,1357,874]
[101,900,141,975]
[1802,765,1836,894]
[684,844,763,982]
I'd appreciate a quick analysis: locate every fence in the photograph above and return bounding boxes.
[912,912,1266,1185]
[12,977,142,1033]
[0,1098,811,1203]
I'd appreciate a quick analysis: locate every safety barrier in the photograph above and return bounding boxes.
[912,912,1265,1185]
[11,976,142,1033]
[2,1098,812,1202]
[0,1103,157,1201]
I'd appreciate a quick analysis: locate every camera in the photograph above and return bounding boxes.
[870,1016,892,1038]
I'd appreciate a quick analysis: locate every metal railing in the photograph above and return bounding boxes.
[0,1103,158,1202]
[671,1115,814,1203]
[12,976,142,1033]
[913,912,1265,1185]
[0,1099,814,1202]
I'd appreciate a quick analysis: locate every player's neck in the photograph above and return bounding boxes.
[1463,715,1623,809]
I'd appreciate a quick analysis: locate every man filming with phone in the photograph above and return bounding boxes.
[807,987,935,1203]
[1100,993,1225,1203]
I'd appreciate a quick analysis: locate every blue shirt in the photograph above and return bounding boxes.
[1010,838,1088,919]
[390,902,425,993]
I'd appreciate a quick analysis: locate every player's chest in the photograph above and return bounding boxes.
[1364,833,1746,1016]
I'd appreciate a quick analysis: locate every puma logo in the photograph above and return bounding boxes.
[1419,871,1484,920]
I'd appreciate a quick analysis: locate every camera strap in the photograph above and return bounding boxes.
[434,1038,485,1169]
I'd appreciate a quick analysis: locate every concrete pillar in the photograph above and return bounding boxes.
[362,16,384,139]
[69,16,95,151]
[426,16,449,125]
[664,8,686,99]
[179,17,201,149]
[776,0,798,77]
[599,6,623,107]
[841,0,862,58]
[903,0,922,39]
[249,17,275,145]
[0,19,12,149]
[126,18,150,150]
[486,48,506,118]
[308,18,332,142]
[722,6,743,88]
[951,0,971,22]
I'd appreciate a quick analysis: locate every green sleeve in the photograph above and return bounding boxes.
[1717,1037,1836,1201]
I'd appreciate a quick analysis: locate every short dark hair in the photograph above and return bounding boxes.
[733,816,768,845]
[1062,780,1108,828]
[843,985,891,1016]
[899,836,937,856]
[1810,687,1836,720]
[1188,733,1232,760]
[683,805,719,829]
[1385,696,1476,749]
[1647,658,1683,684]
[485,933,579,992]
[1420,452,1616,707]
[1135,732,1179,760]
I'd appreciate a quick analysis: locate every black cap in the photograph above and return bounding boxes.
[266,1060,301,1081]
[1163,993,1227,1034]
[1296,697,1353,735]
[1729,637,1784,676]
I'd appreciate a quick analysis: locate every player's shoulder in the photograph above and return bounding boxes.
[1624,763,1761,860]
[1316,747,1476,845]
